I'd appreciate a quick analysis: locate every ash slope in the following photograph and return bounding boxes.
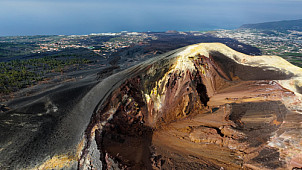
[1,43,302,170]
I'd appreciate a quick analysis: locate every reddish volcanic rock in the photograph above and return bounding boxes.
[2,43,301,170]
[76,43,302,170]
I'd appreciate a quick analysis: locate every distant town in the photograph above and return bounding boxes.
[211,29,302,67]
[0,32,157,58]
[0,29,302,99]
[2,29,301,62]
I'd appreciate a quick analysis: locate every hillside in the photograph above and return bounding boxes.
[240,19,302,31]
[0,43,302,169]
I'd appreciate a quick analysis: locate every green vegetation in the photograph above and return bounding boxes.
[281,53,302,57]
[289,61,302,68]
[0,57,92,94]
[0,32,154,97]
[0,42,39,58]
[0,35,65,58]
[278,54,302,68]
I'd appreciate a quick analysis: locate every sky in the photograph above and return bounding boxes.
[0,0,302,36]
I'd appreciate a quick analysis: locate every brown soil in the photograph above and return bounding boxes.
[92,78,294,169]
[80,52,299,170]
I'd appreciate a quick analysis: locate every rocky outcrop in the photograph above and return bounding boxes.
[1,43,302,169]
[77,43,302,169]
